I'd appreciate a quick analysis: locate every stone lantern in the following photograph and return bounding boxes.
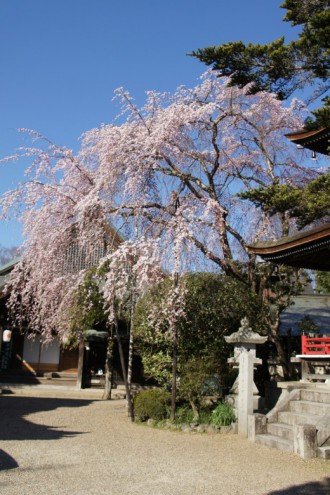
[225,317,267,436]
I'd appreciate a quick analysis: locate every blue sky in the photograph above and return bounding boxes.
[0,0,298,247]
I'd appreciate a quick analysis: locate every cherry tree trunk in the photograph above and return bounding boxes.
[127,285,136,391]
[170,273,179,421]
[127,322,134,391]
[268,319,292,380]
[102,331,114,400]
[76,332,84,390]
[113,314,134,421]
[170,326,178,421]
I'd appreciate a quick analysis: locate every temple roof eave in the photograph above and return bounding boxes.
[285,127,330,155]
[247,224,330,271]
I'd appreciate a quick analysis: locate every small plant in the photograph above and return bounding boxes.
[174,406,195,424]
[133,389,169,422]
[210,401,235,427]
[198,409,212,425]
[179,357,219,419]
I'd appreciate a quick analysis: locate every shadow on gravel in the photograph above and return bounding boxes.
[0,449,19,470]
[0,396,92,442]
[267,478,330,494]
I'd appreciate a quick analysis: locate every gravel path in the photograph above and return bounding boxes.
[0,393,329,495]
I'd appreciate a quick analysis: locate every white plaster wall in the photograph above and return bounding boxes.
[23,335,40,362]
[40,339,60,364]
[23,336,60,364]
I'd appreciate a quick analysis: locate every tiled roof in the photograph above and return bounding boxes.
[247,224,330,271]
[0,257,20,295]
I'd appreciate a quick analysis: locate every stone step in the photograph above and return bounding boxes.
[300,389,330,404]
[278,411,321,426]
[0,373,77,383]
[255,434,293,453]
[267,422,294,441]
[290,400,330,416]
[40,377,77,384]
[41,372,78,379]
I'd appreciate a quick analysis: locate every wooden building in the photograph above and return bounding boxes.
[0,226,133,387]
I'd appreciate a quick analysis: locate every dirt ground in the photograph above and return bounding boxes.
[0,393,329,495]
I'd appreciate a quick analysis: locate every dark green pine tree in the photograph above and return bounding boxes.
[238,172,330,231]
[190,1,330,105]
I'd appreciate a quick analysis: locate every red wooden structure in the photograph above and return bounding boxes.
[301,335,330,355]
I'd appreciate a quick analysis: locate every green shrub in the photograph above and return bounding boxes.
[179,357,218,416]
[174,406,195,424]
[210,402,235,426]
[133,389,169,422]
[198,408,212,425]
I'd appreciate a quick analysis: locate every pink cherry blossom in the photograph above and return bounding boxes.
[0,71,319,343]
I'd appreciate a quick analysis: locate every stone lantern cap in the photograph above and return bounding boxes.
[225,317,267,345]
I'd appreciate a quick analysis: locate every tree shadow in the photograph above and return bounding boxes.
[0,450,18,470]
[0,395,93,471]
[0,395,92,441]
[267,478,330,494]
